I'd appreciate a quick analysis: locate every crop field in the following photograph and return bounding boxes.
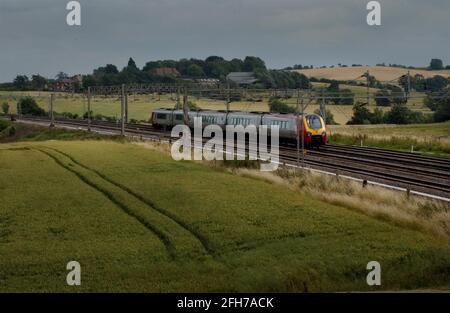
[1,137,450,292]
[0,89,433,125]
[295,66,450,82]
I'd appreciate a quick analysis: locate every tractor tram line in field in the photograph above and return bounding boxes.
[8,115,450,202]
[33,146,213,259]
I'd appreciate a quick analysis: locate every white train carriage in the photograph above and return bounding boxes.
[261,114,298,140]
[152,109,174,128]
[169,109,200,128]
[198,110,227,128]
[226,112,262,129]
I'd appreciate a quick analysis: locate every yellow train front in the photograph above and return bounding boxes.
[301,114,327,147]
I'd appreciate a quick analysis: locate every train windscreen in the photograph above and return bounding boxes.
[306,115,322,129]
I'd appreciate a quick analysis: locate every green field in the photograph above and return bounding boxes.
[1,136,449,292]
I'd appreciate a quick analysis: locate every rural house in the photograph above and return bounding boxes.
[226,72,258,85]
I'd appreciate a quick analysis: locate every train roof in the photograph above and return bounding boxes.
[154,108,318,117]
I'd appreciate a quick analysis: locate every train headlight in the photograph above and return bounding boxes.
[322,132,326,137]
[306,132,312,137]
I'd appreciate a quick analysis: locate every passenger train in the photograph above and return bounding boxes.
[151,109,327,147]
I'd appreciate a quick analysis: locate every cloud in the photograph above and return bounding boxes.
[0,0,449,81]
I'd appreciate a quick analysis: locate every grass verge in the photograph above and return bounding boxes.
[329,122,450,157]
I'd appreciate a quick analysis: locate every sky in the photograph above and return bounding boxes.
[0,0,449,82]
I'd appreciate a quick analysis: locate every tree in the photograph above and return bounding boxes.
[82,75,97,89]
[399,74,425,92]
[362,72,379,88]
[94,64,119,76]
[347,103,372,125]
[186,64,205,78]
[127,57,138,69]
[327,81,340,92]
[17,97,45,116]
[243,56,266,72]
[31,74,47,91]
[120,57,145,84]
[142,61,161,72]
[205,56,224,63]
[429,59,444,70]
[229,58,244,72]
[424,75,448,92]
[13,75,30,90]
[55,72,69,80]
[385,104,410,124]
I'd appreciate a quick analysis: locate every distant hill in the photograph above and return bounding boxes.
[294,66,450,82]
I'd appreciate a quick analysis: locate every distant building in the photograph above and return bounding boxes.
[53,75,83,92]
[195,78,220,86]
[226,72,258,85]
[151,67,180,77]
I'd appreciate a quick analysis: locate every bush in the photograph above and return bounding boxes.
[322,82,354,105]
[424,96,439,111]
[339,89,355,105]
[56,112,79,119]
[385,104,427,124]
[92,114,118,122]
[187,101,199,110]
[0,120,9,132]
[268,97,295,114]
[348,102,431,125]
[347,103,374,125]
[371,108,385,124]
[17,97,45,116]
[314,109,337,125]
[2,102,9,114]
[434,99,450,122]
[424,91,449,113]
[8,126,16,136]
[375,90,391,107]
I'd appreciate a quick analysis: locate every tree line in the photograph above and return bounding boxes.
[1,56,311,92]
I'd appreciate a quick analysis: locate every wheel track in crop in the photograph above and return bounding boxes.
[34,147,213,260]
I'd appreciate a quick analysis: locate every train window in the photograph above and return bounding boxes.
[307,115,322,129]
[175,115,183,121]
[270,120,287,129]
[156,113,167,119]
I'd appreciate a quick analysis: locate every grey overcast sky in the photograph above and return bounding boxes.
[0,0,449,82]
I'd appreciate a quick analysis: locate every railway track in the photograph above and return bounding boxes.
[7,115,450,201]
[280,147,450,198]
